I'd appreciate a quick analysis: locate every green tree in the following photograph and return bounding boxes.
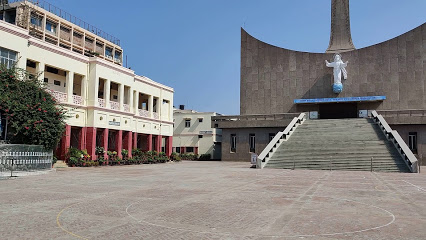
[0,65,68,150]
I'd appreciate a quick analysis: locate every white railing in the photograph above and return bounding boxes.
[48,90,67,103]
[372,111,418,173]
[153,112,159,119]
[123,104,130,112]
[257,113,306,169]
[110,101,119,110]
[98,98,105,108]
[72,95,83,105]
[138,109,150,118]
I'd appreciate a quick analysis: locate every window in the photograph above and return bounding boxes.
[269,133,276,142]
[0,47,18,69]
[46,66,59,74]
[44,78,48,83]
[105,47,113,59]
[113,95,118,100]
[409,132,417,153]
[26,60,36,68]
[186,147,194,153]
[230,134,236,153]
[175,147,181,153]
[114,51,122,62]
[185,119,191,128]
[30,14,42,27]
[249,134,255,153]
[198,118,203,123]
[54,80,61,86]
[45,20,57,34]
[198,135,203,139]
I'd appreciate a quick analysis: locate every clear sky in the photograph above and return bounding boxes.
[49,0,425,115]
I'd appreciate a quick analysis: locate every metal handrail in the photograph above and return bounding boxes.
[371,110,418,173]
[257,113,306,169]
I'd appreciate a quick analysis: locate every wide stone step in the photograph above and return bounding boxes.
[270,152,399,158]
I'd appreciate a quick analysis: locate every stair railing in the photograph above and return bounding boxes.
[257,113,306,169]
[371,111,418,173]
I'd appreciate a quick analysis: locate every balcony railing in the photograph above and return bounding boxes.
[48,90,67,103]
[98,98,105,108]
[110,101,119,110]
[123,104,130,112]
[153,112,159,120]
[72,95,83,105]
[9,0,121,46]
[138,109,150,118]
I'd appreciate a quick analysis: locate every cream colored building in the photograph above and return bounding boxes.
[0,0,174,159]
[173,107,222,160]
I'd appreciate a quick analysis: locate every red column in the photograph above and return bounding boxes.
[123,131,132,158]
[166,136,173,157]
[86,127,96,160]
[60,125,71,160]
[195,147,198,155]
[147,134,153,151]
[102,128,109,160]
[79,127,87,151]
[132,132,137,149]
[116,130,123,159]
[156,135,162,153]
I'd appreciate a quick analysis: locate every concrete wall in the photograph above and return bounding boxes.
[173,111,222,159]
[0,20,173,137]
[391,124,426,165]
[221,127,283,162]
[240,23,426,115]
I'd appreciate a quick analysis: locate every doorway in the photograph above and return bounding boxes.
[319,103,357,119]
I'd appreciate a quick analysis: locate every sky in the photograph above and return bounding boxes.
[48,0,425,115]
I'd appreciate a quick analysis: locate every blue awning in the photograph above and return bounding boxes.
[294,96,386,104]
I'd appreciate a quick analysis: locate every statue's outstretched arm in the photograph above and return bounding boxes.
[325,60,332,67]
[342,61,348,68]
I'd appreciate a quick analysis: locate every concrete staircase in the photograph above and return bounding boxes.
[264,118,410,172]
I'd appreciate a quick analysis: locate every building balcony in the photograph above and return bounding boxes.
[98,98,105,108]
[110,101,119,110]
[48,90,67,103]
[153,112,159,120]
[72,95,83,105]
[138,109,150,118]
[123,104,130,112]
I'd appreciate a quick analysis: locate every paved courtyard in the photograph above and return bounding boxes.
[1,161,426,239]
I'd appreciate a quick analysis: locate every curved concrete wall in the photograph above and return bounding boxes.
[240,23,426,115]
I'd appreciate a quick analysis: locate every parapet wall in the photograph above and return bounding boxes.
[240,23,426,115]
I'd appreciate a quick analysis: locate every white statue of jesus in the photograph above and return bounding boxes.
[325,54,348,93]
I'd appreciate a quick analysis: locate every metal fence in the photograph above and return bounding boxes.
[0,144,53,177]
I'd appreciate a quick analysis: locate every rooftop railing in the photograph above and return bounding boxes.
[9,0,121,46]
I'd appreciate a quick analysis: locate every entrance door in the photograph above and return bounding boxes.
[319,103,357,119]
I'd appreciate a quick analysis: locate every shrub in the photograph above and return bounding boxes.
[121,149,129,160]
[180,153,198,160]
[0,65,68,150]
[170,152,181,162]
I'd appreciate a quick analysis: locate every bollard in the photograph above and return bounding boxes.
[371,157,373,172]
[293,159,295,170]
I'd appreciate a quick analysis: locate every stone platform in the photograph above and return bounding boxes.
[1,161,426,239]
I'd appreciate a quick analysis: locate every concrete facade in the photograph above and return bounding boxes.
[240,24,426,115]
[216,1,426,162]
[0,1,174,159]
[173,109,222,159]
[221,127,283,162]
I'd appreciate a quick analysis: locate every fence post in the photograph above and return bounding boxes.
[371,157,373,172]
